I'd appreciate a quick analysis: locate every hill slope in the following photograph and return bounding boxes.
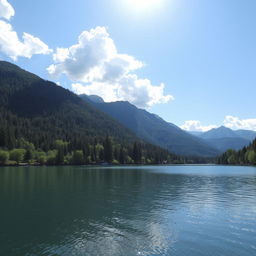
[81,95,220,157]
[0,61,137,147]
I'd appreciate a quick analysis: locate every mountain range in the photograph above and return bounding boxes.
[1,60,255,159]
[190,126,256,152]
[81,95,220,157]
[82,95,256,156]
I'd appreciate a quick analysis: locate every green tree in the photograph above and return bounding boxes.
[19,138,35,161]
[133,142,142,164]
[247,150,256,165]
[104,136,113,163]
[55,140,68,164]
[47,150,57,165]
[9,149,26,163]
[95,143,104,162]
[119,146,125,164]
[72,150,84,165]
[0,150,9,164]
[36,151,47,165]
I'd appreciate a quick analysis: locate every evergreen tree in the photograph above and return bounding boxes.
[104,136,113,163]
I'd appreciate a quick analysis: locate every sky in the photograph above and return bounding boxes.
[0,0,256,131]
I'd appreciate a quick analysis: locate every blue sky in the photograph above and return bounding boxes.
[0,0,256,131]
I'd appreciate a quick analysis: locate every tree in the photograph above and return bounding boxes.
[0,150,9,164]
[19,138,35,161]
[72,150,84,165]
[133,142,142,164]
[9,149,25,163]
[247,150,256,165]
[104,136,113,163]
[119,146,125,164]
[0,128,6,147]
[36,151,47,165]
[55,140,68,164]
[47,150,57,165]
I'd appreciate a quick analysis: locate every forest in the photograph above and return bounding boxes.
[0,135,185,166]
[218,139,256,165]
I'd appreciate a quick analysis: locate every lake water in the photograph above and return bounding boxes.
[0,165,256,256]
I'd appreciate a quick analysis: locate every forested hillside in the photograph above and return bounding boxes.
[0,61,183,165]
[218,139,256,165]
[80,95,220,157]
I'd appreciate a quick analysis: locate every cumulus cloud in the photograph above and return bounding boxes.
[223,116,256,131]
[0,21,52,60]
[181,120,217,132]
[0,0,14,20]
[48,26,172,108]
[0,1,51,60]
[181,116,256,132]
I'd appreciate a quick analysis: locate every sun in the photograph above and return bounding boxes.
[127,0,162,10]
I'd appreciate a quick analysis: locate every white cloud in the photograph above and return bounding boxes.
[223,115,256,131]
[72,82,119,103]
[72,75,173,108]
[0,1,51,60]
[0,21,52,60]
[117,74,173,108]
[0,0,14,20]
[181,116,256,132]
[48,26,172,108]
[181,120,217,132]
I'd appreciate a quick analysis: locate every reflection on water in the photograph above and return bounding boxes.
[0,165,256,256]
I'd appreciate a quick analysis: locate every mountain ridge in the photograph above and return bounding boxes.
[189,126,256,153]
[80,94,220,157]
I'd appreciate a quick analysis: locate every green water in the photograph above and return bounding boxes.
[0,165,256,256]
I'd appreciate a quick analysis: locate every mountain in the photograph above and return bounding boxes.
[0,61,181,165]
[200,126,237,139]
[234,130,256,141]
[80,95,220,157]
[191,126,256,153]
[87,95,105,103]
[0,61,135,143]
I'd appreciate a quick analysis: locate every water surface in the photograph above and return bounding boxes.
[0,165,256,256]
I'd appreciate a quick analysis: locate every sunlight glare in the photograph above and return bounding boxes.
[127,0,163,11]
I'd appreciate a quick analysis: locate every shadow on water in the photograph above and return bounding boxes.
[0,165,256,256]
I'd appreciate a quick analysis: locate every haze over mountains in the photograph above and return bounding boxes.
[190,126,256,153]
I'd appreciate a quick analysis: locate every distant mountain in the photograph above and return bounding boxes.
[80,95,220,157]
[234,130,256,141]
[202,137,251,152]
[200,126,238,139]
[188,131,204,137]
[190,126,256,153]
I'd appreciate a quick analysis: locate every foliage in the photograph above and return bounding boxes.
[0,150,9,164]
[9,149,26,164]
[218,139,256,165]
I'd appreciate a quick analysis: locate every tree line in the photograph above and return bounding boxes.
[0,136,186,166]
[218,139,256,165]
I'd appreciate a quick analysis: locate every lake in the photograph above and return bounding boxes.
[0,165,256,256]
